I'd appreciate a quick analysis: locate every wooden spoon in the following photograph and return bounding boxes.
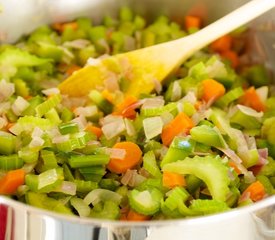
[59,0,275,100]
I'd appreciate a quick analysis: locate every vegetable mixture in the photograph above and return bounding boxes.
[0,7,274,221]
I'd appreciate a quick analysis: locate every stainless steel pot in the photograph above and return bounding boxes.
[0,1,275,239]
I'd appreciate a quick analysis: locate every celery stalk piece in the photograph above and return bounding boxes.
[143,151,162,178]
[84,189,122,206]
[58,122,79,135]
[68,154,110,168]
[129,188,163,215]
[0,154,23,171]
[190,199,230,214]
[190,125,224,148]
[74,180,98,193]
[26,192,73,215]
[35,94,61,117]
[70,197,91,217]
[90,201,120,220]
[163,187,189,211]
[163,156,230,201]
[0,131,16,155]
[88,90,113,114]
[41,150,58,169]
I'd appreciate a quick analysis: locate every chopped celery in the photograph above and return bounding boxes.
[0,154,23,170]
[22,96,43,116]
[84,188,122,206]
[35,94,61,117]
[13,78,30,98]
[41,150,58,169]
[190,125,224,148]
[230,107,261,129]
[186,175,203,194]
[215,87,244,108]
[18,148,39,163]
[163,187,189,211]
[129,188,163,215]
[26,192,73,215]
[256,175,274,195]
[244,64,270,87]
[90,201,120,220]
[161,136,195,168]
[0,131,16,155]
[74,180,98,193]
[190,199,229,214]
[262,117,275,145]
[143,151,162,178]
[70,197,91,217]
[79,166,106,182]
[99,179,120,191]
[59,122,79,135]
[163,156,230,201]
[89,90,113,114]
[68,154,109,168]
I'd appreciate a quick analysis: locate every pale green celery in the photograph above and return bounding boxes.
[41,150,58,169]
[26,192,73,215]
[161,136,195,168]
[215,87,244,108]
[35,94,61,117]
[79,166,106,182]
[129,188,163,215]
[163,187,189,211]
[190,125,225,148]
[258,157,275,177]
[190,199,230,215]
[141,103,177,117]
[68,154,109,168]
[90,201,120,220]
[18,148,39,163]
[74,180,98,193]
[70,197,91,217]
[58,122,79,135]
[262,117,275,145]
[99,179,120,191]
[0,154,23,170]
[45,108,61,125]
[163,156,230,201]
[0,131,16,155]
[22,96,43,116]
[116,186,129,207]
[230,109,261,129]
[256,175,274,195]
[143,151,162,178]
[13,78,30,98]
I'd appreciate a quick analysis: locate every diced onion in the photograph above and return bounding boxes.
[256,86,268,103]
[63,39,90,49]
[0,102,11,115]
[0,80,15,102]
[0,117,7,129]
[124,118,136,137]
[29,136,45,148]
[102,116,125,140]
[11,96,30,116]
[71,116,87,130]
[142,97,164,109]
[121,169,146,187]
[74,106,98,117]
[105,148,126,159]
[42,88,60,96]
[55,181,77,195]
[31,127,44,138]
[237,104,263,117]
[84,189,122,206]
[171,81,182,101]
[52,134,70,144]
[143,116,163,140]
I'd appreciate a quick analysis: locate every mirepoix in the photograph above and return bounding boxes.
[0,7,275,221]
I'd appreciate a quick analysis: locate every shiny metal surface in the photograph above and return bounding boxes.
[0,0,275,239]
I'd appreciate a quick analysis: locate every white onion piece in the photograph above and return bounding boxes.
[143,116,163,140]
[74,106,97,117]
[11,96,30,116]
[29,136,44,148]
[171,81,182,102]
[31,127,44,138]
[103,72,120,92]
[101,115,123,126]
[160,112,174,126]
[9,123,22,135]
[52,134,70,144]
[123,35,136,51]
[105,148,126,160]
[71,116,87,130]
[55,181,77,195]
[181,91,197,105]
[206,58,227,79]
[22,163,36,174]
[153,79,162,94]
[142,97,164,109]
[0,80,15,102]
[84,189,122,206]
[256,86,268,103]
[42,88,60,96]
[102,117,125,140]
[121,169,146,187]
[63,39,90,49]
[0,102,11,115]
[124,118,136,137]
[87,57,101,66]
[237,104,263,117]
[258,148,268,165]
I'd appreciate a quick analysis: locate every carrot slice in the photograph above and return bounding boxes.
[210,35,232,53]
[85,124,103,139]
[114,96,138,119]
[0,169,25,195]
[201,79,226,102]
[185,15,201,29]
[239,86,266,112]
[161,112,194,146]
[107,142,142,174]
[241,181,266,202]
[163,171,186,189]
[126,209,151,221]
[220,50,239,68]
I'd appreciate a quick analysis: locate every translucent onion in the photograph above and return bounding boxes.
[42,88,60,96]
[11,96,30,116]
[63,39,90,49]
[55,181,77,195]
[105,148,126,159]
[0,80,15,102]
[102,116,125,140]
[121,169,146,187]
[29,136,45,148]
[0,117,7,129]
[237,104,263,117]
[70,197,90,217]
[124,118,136,136]
[143,116,163,140]
[83,189,122,206]
[74,106,98,117]
[142,97,164,109]
[256,86,268,103]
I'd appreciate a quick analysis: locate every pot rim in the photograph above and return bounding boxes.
[1,195,275,227]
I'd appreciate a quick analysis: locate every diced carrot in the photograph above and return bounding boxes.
[210,35,233,53]
[220,50,239,68]
[66,65,81,76]
[85,124,103,139]
[51,23,63,32]
[62,22,78,31]
[0,169,25,195]
[161,112,194,146]
[114,96,138,119]
[239,87,266,112]
[201,79,226,102]
[107,141,142,174]
[241,180,266,202]
[228,161,241,175]
[163,171,186,189]
[126,209,151,221]
[185,15,202,29]
[24,95,33,100]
